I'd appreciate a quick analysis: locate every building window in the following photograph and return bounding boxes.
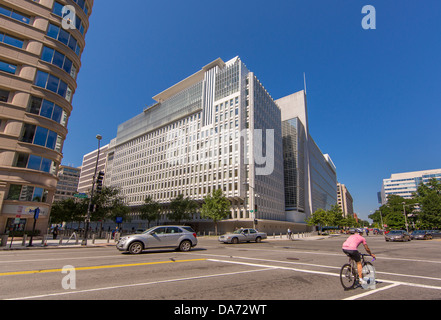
[27,96,67,126]
[47,23,82,56]
[19,124,62,152]
[0,32,24,49]
[34,70,73,102]
[7,184,49,202]
[41,46,77,79]
[0,89,9,102]
[0,4,31,24]
[0,60,17,74]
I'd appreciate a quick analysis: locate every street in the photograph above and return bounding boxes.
[1,234,441,304]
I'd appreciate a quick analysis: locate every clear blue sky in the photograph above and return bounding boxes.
[62,0,441,222]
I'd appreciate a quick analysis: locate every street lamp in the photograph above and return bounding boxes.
[402,202,411,233]
[82,134,102,246]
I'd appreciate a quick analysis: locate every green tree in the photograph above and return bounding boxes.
[306,208,333,233]
[139,196,161,228]
[369,195,416,230]
[169,194,198,224]
[201,189,231,235]
[415,178,441,229]
[50,198,87,225]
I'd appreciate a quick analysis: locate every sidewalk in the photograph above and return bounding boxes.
[1,233,341,251]
[0,236,117,250]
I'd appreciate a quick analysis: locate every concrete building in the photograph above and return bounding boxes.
[0,0,93,234]
[77,143,108,194]
[278,91,338,225]
[337,182,354,218]
[380,168,441,205]
[54,165,80,202]
[104,57,288,233]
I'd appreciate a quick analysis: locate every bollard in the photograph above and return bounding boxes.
[22,234,27,246]
[75,233,79,245]
[59,236,63,245]
[92,234,96,244]
[107,233,110,243]
[1,234,8,247]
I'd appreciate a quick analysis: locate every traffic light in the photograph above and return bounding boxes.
[96,171,105,193]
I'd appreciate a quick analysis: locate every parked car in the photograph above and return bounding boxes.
[429,230,441,239]
[116,225,198,254]
[410,230,433,240]
[385,230,411,242]
[219,228,267,244]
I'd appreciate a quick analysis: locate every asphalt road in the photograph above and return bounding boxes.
[1,234,440,304]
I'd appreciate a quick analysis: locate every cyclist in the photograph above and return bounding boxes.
[342,229,376,285]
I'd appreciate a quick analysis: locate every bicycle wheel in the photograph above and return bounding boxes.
[340,264,358,290]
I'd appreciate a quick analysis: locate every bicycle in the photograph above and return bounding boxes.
[340,253,376,290]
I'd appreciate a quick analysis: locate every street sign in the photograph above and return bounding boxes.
[34,207,40,220]
[116,217,123,224]
[74,193,89,199]
[14,215,21,224]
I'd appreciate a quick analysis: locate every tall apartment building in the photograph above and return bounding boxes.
[278,91,338,224]
[54,164,80,202]
[104,57,287,233]
[337,182,354,218]
[380,168,441,205]
[0,0,93,234]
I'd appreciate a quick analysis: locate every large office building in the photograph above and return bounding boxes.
[53,165,80,202]
[77,142,108,193]
[380,168,441,205]
[278,91,338,224]
[0,0,94,234]
[82,57,337,233]
[104,57,286,233]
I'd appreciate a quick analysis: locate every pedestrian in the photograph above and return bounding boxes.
[53,226,58,240]
[287,228,292,240]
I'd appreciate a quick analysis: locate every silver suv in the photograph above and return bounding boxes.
[116,226,198,254]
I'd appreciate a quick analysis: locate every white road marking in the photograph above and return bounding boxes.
[343,283,401,300]
[6,266,275,300]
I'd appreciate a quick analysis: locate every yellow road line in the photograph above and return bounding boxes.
[0,258,207,277]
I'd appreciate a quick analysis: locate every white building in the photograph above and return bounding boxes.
[77,144,109,194]
[380,168,441,204]
[278,91,337,224]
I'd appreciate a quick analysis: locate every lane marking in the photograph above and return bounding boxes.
[6,267,274,300]
[343,283,401,300]
[0,259,206,277]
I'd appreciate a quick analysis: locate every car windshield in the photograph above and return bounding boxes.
[412,230,425,234]
[389,230,403,234]
[142,227,157,234]
[181,226,195,233]
[233,229,246,234]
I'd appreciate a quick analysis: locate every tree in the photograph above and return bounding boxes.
[201,189,231,235]
[306,208,333,233]
[169,194,198,224]
[415,178,441,229]
[139,196,161,228]
[369,195,416,230]
[50,198,87,225]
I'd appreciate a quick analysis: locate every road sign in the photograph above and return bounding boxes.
[74,193,88,199]
[34,207,40,220]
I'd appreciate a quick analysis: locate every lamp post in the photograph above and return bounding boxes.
[402,203,410,233]
[82,134,102,246]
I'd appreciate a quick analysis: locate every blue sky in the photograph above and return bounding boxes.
[62,0,441,222]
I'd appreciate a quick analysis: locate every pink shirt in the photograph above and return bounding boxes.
[342,234,367,250]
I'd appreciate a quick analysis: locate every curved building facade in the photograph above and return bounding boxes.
[0,0,93,234]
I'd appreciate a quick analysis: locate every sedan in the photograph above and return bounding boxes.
[385,230,411,242]
[411,230,432,240]
[116,225,198,254]
[219,228,267,244]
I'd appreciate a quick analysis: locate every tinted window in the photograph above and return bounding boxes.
[166,227,181,234]
[153,227,166,234]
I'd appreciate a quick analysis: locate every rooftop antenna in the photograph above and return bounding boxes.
[303,72,307,95]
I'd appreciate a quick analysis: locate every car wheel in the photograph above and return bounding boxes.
[179,240,192,252]
[231,237,239,244]
[255,237,262,243]
[128,241,143,254]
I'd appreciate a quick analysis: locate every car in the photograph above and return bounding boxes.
[219,228,267,244]
[427,230,441,239]
[385,230,411,242]
[411,230,432,240]
[116,225,198,254]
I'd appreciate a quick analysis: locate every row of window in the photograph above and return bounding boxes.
[0,60,17,74]
[0,32,24,49]
[34,70,73,102]
[7,184,49,203]
[0,4,30,24]
[20,123,62,152]
[47,23,82,56]
[41,46,77,79]
[14,152,56,175]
